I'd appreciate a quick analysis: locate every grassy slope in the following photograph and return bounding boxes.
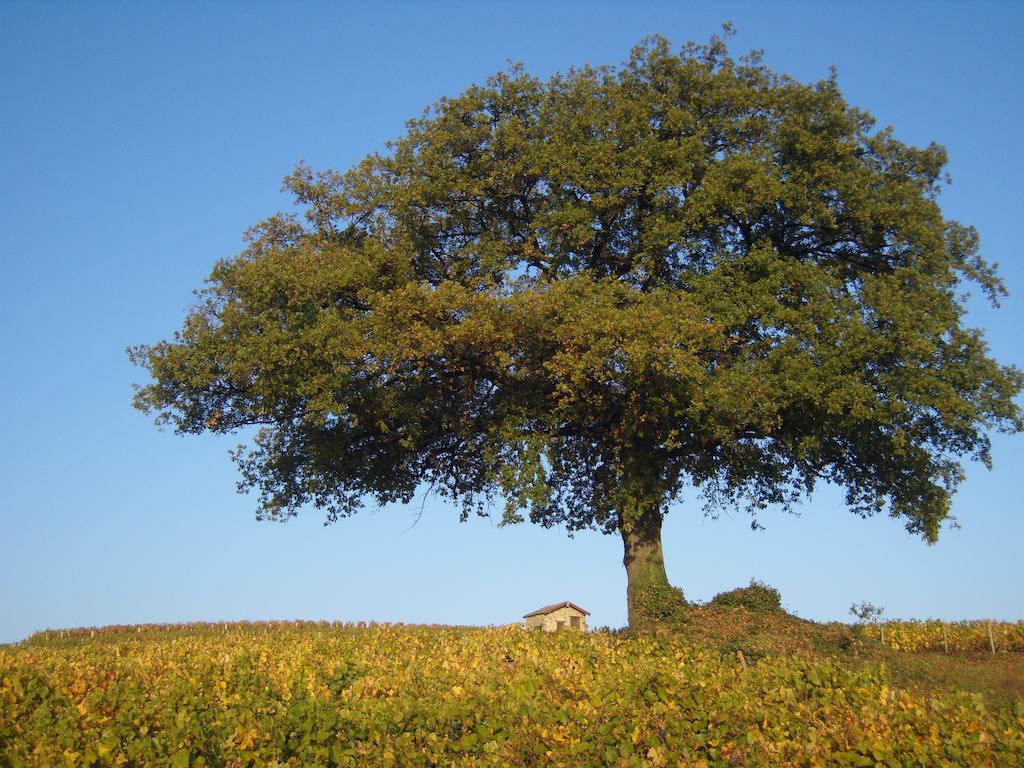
[664,602,1024,708]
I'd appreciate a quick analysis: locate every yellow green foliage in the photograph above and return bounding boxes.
[2,622,1022,767]
[131,34,1023,556]
[869,620,1024,653]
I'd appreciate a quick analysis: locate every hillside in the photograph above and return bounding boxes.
[3,621,1022,767]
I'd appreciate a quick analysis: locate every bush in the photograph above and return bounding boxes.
[849,601,884,624]
[632,583,688,627]
[709,579,783,612]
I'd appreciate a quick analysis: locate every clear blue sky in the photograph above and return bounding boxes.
[2,1,1021,643]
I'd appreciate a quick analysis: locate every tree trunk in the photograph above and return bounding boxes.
[621,504,674,628]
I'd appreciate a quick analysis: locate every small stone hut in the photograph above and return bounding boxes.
[523,601,590,632]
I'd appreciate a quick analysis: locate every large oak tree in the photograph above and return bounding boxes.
[132,35,1022,627]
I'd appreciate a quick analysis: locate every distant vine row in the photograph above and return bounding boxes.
[864,620,1024,653]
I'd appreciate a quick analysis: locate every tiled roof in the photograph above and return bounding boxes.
[523,601,590,618]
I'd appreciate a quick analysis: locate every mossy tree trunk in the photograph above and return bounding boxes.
[620,500,683,628]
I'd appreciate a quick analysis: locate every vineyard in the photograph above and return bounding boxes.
[2,622,1022,767]
[866,620,1024,653]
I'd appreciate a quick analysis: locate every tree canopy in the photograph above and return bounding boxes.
[132,33,1022,625]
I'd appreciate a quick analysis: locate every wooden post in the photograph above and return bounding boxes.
[880,624,885,646]
[942,625,949,654]
[988,622,996,654]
